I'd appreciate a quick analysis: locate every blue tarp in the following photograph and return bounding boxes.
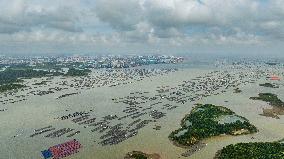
[41,149,52,159]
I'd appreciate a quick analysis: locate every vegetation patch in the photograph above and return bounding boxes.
[214,142,284,159]
[259,83,279,88]
[0,83,26,93]
[250,93,284,107]
[169,104,257,146]
[250,93,284,119]
[0,67,90,86]
[64,68,91,77]
[124,151,161,159]
[0,68,61,85]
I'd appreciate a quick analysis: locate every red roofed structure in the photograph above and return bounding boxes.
[270,76,280,81]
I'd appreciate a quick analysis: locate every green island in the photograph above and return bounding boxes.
[250,93,284,107]
[0,83,26,93]
[0,68,61,93]
[124,151,161,159]
[169,104,257,146]
[0,68,61,85]
[0,65,91,85]
[64,68,91,77]
[250,93,284,119]
[214,142,284,159]
[259,83,279,88]
[0,66,91,93]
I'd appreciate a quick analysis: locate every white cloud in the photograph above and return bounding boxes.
[0,0,83,33]
[0,0,283,55]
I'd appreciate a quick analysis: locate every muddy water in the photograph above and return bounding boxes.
[0,65,284,159]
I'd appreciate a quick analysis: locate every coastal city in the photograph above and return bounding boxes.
[0,55,183,69]
[1,0,284,159]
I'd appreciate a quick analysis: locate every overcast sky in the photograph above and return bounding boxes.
[0,0,283,56]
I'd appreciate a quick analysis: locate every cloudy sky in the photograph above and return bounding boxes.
[0,0,284,56]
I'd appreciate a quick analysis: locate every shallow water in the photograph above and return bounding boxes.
[216,115,245,124]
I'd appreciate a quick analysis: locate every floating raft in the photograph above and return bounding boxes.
[41,139,82,159]
[270,76,280,81]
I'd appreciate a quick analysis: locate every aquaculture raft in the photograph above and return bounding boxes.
[41,139,82,159]
[270,76,280,81]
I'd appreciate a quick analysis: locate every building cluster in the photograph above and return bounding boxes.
[0,55,184,69]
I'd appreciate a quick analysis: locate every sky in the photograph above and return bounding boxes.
[0,0,284,56]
